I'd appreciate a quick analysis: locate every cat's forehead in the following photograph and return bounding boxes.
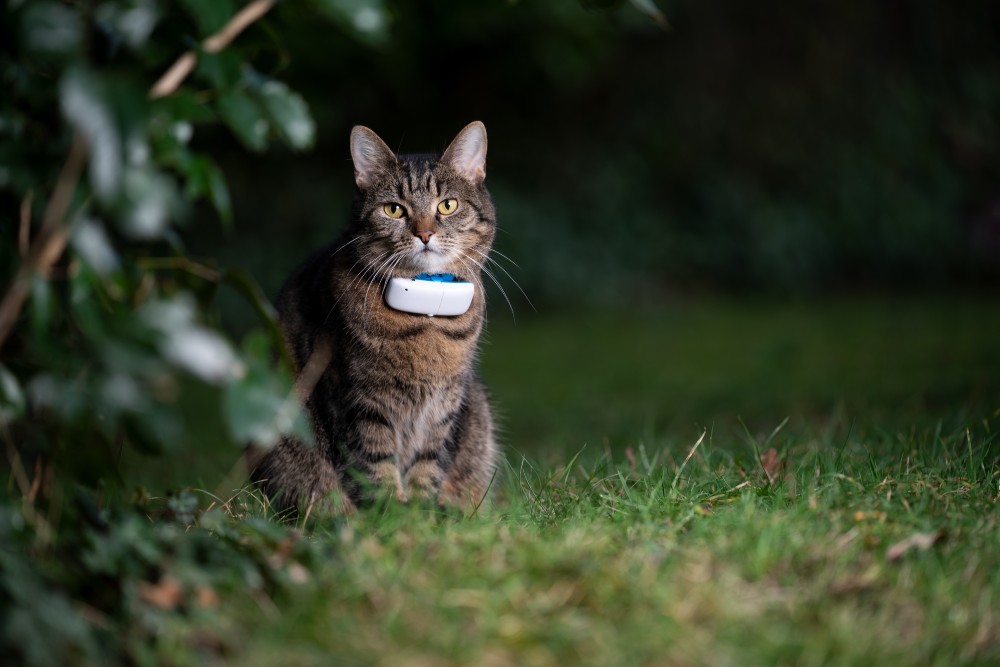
[381,154,466,198]
[397,154,441,180]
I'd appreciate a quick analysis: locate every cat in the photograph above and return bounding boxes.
[248,121,499,516]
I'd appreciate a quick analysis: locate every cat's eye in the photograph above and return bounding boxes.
[437,198,459,216]
[383,203,406,219]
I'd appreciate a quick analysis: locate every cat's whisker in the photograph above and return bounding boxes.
[350,249,393,292]
[364,250,404,317]
[469,247,535,312]
[330,235,363,258]
[457,257,492,326]
[346,250,384,289]
[462,253,516,321]
[454,255,487,300]
[325,248,394,326]
[476,246,520,269]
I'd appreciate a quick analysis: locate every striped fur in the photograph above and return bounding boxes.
[249,122,499,516]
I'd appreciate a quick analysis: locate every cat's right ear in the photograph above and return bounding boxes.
[350,126,397,189]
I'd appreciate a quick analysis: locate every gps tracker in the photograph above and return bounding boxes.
[384,273,475,317]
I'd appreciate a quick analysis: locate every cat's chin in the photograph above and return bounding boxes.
[408,249,453,275]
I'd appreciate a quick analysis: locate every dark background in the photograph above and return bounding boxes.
[186,0,1000,329]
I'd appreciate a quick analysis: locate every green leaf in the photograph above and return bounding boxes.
[30,277,54,336]
[217,90,269,152]
[253,81,316,151]
[205,158,233,227]
[120,166,180,239]
[313,0,390,46]
[94,0,161,50]
[151,90,216,125]
[197,50,244,91]
[60,67,122,200]
[178,0,236,37]
[70,218,120,275]
[629,0,668,28]
[0,364,25,425]
[223,333,312,446]
[20,1,84,57]
[185,154,233,228]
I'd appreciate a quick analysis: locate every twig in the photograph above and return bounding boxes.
[136,256,222,282]
[0,132,88,352]
[18,192,32,256]
[149,0,278,99]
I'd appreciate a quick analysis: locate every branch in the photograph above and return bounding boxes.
[149,0,279,99]
[0,132,88,352]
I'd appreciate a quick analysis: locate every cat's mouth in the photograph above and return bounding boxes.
[408,244,453,274]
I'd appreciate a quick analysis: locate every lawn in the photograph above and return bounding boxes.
[4,295,999,666]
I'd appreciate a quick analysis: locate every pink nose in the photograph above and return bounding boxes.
[414,230,434,244]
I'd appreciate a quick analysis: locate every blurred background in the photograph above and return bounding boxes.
[182,0,1000,463]
[192,0,1000,306]
[4,0,1000,490]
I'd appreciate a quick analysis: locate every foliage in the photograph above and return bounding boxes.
[0,0,407,500]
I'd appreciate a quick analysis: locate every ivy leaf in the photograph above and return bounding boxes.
[185,154,233,228]
[94,0,160,50]
[60,67,122,200]
[197,50,244,91]
[140,296,242,384]
[217,90,268,152]
[20,1,85,57]
[178,0,236,37]
[120,165,180,239]
[313,0,390,46]
[253,81,316,151]
[629,0,669,28]
[223,333,312,447]
[151,89,216,125]
[0,364,25,425]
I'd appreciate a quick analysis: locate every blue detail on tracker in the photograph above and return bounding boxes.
[414,273,468,283]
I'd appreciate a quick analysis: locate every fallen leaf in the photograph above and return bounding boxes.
[194,585,220,608]
[138,574,184,610]
[886,529,944,561]
[287,561,310,584]
[624,447,636,471]
[759,448,783,485]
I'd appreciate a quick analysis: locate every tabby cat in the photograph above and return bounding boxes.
[248,121,499,515]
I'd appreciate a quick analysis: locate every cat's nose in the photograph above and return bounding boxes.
[414,229,435,244]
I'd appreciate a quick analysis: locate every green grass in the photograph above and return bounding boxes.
[480,294,1000,456]
[4,296,1000,666]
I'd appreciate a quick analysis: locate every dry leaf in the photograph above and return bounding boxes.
[138,574,184,610]
[287,561,310,584]
[624,447,636,472]
[886,529,944,561]
[194,585,220,608]
[760,448,783,485]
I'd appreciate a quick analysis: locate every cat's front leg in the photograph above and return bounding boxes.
[437,381,498,513]
[343,404,408,503]
[363,453,408,503]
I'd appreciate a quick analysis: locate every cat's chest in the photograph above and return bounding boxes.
[367,314,479,380]
[338,289,483,381]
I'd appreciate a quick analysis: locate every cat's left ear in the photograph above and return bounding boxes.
[442,121,487,185]
[350,126,397,189]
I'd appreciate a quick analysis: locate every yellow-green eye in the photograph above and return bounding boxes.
[437,198,458,216]
[383,203,406,219]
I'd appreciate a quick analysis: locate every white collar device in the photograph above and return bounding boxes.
[384,273,475,317]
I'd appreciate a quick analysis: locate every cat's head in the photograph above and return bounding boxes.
[347,122,496,278]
